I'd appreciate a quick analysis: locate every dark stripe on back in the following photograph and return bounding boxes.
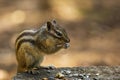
[15,32,37,44]
[16,39,35,51]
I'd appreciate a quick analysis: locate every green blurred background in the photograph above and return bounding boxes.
[0,0,120,79]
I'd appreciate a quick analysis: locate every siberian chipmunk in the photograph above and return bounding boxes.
[15,20,70,73]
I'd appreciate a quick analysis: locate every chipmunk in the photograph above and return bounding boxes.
[15,20,70,74]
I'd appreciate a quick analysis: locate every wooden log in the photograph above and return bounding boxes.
[13,66,120,80]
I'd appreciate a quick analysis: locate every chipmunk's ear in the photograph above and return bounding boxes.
[47,21,53,31]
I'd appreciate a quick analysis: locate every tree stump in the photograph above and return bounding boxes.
[13,66,120,80]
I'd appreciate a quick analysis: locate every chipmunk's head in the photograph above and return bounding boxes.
[45,20,70,49]
[36,20,70,54]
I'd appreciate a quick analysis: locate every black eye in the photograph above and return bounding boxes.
[56,32,62,37]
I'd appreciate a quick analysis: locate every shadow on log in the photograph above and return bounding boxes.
[13,66,120,80]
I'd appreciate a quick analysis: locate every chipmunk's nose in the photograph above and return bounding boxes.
[65,38,70,43]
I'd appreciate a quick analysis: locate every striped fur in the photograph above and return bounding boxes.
[15,29,37,51]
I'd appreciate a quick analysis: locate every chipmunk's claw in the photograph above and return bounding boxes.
[35,66,56,70]
[26,69,40,74]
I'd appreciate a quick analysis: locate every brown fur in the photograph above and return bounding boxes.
[15,20,70,73]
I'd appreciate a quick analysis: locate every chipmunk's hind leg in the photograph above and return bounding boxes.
[17,64,26,73]
[25,52,40,74]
